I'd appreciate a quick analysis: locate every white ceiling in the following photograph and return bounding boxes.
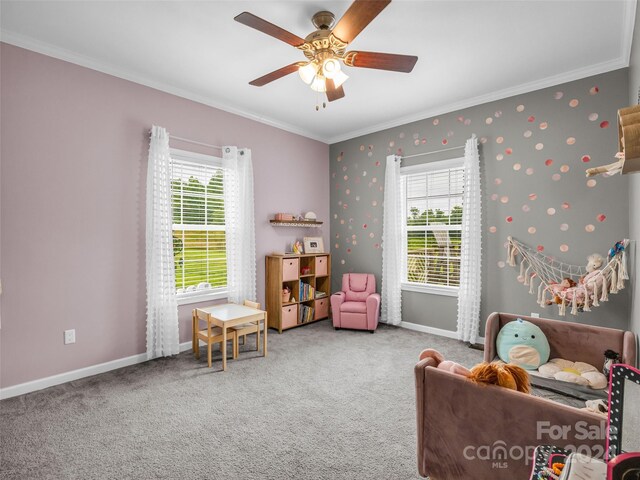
[1,1,635,144]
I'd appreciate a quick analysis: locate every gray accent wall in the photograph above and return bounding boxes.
[330,69,630,334]
[629,7,640,347]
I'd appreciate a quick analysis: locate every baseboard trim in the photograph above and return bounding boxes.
[0,341,194,400]
[398,321,485,344]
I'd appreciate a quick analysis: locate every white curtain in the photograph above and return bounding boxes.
[381,154,403,325]
[457,135,482,343]
[223,146,256,304]
[146,125,180,359]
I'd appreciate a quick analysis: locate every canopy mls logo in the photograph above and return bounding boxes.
[462,421,608,469]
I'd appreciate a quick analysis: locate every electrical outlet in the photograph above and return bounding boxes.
[64,329,76,345]
[531,312,540,318]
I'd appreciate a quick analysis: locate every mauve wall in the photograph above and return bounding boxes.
[0,44,329,388]
[330,69,630,334]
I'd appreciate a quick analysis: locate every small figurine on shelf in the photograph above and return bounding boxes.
[282,286,291,303]
[292,240,304,254]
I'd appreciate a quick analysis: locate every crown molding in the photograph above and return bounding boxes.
[326,56,629,144]
[621,0,638,66]
[0,30,328,144]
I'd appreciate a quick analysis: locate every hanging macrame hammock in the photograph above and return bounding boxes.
[506,237,629,316]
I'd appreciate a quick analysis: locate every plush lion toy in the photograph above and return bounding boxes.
[469,362,531,393]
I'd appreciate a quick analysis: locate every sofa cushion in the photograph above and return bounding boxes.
[340,301,367,314]
[349,274,369,292]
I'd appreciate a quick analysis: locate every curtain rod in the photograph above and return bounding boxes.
[169,135,222,150]
[401,144,464,160]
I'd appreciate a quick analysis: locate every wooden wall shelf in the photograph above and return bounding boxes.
[270,220,323,228]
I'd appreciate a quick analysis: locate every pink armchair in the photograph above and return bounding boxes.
[330,273,380,333]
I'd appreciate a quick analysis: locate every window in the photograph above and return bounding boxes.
[170,149,227,304]
[401,158,464,295]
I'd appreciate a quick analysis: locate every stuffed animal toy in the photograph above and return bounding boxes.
[579,253,605,297]
[468,362,531,393]
[548,278,577,304]
[418,349,471,376]
[496,319,550,370]
[538,359,608,389]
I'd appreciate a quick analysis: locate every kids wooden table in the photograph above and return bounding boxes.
[193,303,267,371]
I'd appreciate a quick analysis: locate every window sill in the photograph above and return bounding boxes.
[401,282,459,297]
[177,289,228,306]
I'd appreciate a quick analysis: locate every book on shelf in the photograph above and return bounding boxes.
[298,282,315,301]
[298,305,315,324]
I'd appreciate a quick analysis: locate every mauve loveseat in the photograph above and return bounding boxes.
[414,312,637,479]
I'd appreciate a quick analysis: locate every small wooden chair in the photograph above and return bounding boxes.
[192,309,238,368]
[230,300,262,353]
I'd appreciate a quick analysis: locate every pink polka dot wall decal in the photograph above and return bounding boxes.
[496,136,504,144]
[491,193,499,201]
[375,161,381,166]
[359,145,365,151]
[524,130,532,138]
[368,151,373,157]
[498,261,506,268]
[335,243,339,249]
[421,138,427,144]
[569,99,579,107]
[540,122,548,130]
[480,137,488,144]
[552,174,561,181]
[442,138,448,145]
[433,119,439,125]
[562,202,570,210]
[560,165,570,173]
[547,208,556,215]
[343,175,348,180]
[362,224,367,229]
[526,168,534,175]
[560,244,569,253]
[528,115,535,123]
[389,140,395,147]
[414,139,420,146]
[494,178,502,185]
[495,111,503,118]
[522,205,531,212]
[347,248,351,253]
[369,145,374,151]
[537,245,545,252]
[343,203,348,209]
[486,117,493,125]
[345,189,350,195]
[369,232,374,238]
[566,137,576,145]
[356,196,360,201]
[587,179,597,188]
[500,196,509,203]
[585,224,595,232]
[464,119,471,126]
[560,224,569,231]
[337,152,343,161]
[372,177,377,183]
[554,92,564,100]
[374,243,380,249]
[528,227,537,234]
[589,86,599,95]
[536,143,544,150]
[545,159,553,166]
[334,214,338,220]
[506,216,513,223]
[513,163,521,171]
[505,148,513,155]
[372,200,378,206]
[529,193,538,200]
[496,154,504,161]
[457,116,464,123]
[517,104,525,112]
[600,121,610,128]
[588,113,599,121]
[489,226,497,233]
[341,259,345,264]
[362,171,367,176]
[582,155,591,163]
[597,214,606,222]
[340,219,345,224]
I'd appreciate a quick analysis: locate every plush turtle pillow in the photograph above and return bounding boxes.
[496,319,550,370]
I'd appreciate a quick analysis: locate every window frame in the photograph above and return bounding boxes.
[170,148,228,306]
[400,157,464,297]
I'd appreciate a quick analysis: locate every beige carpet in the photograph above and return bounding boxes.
[0,322,489,479]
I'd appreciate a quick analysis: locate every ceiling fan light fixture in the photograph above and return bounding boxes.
[310,75,327,92]
[298,62,317,85]
[332,70,349,88]
[322,58,341,79]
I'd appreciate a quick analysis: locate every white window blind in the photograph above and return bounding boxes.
[402,161,464,289]
[171,152,227,296]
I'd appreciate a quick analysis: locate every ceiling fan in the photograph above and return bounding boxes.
[234,0,418,104]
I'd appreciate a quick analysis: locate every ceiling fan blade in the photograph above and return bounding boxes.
[234,12,305,47]
[331,0,391,44]
[249,63,302,87]
[344,51,418,73]
[326,78,345,102]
